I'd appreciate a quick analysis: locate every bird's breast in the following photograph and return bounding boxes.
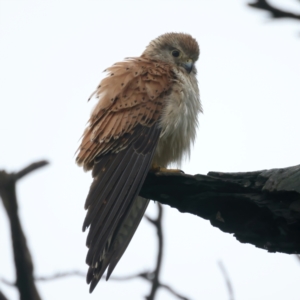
[152,71,201,167]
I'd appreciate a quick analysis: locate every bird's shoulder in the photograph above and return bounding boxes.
[76,57,175,170]
[91,57,175,113]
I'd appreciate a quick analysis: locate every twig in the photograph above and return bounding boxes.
[295,255,300,263]
[0,278,15,287]
[248,0,300,21]
[2,268,191,300]
[112,271,190,300]
[110,272,149,281]
[218,261,235,300]
[15,160,49,181]
[0,290,9,300]
[144,203,163,300]
[35,271,86,282]
[0,160,49,300]
[160,283,189,300]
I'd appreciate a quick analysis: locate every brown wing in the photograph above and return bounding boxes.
[77,57,173,170]
[76,57,174,292]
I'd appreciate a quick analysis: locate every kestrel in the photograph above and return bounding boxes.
[77,32,202,292]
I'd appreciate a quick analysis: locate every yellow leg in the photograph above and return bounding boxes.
[150,163,184,174]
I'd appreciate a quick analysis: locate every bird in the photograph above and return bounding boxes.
[76,32,202,293]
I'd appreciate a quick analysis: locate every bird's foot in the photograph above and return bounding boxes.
[150,163,184,174]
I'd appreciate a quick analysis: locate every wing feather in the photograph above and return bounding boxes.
[76,57,174,170]
[87,153,140,250]
[76,57,174,292]
[85,125,161,292]
[106,196,150,279]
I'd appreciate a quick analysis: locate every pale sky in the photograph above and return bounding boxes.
[1,1,300,299]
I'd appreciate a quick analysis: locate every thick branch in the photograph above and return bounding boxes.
[0,160,48,300]
[248,0,300,21]
[140,164,300,254]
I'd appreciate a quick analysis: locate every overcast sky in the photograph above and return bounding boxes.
[1,1,300,299]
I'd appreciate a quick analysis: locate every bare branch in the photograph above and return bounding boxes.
[160,284,190,300]
[2,267,191,300]
[0,290,9,300]
[0,161,48,300]
[35,271,86,282]
[248,0,300,21]
[0,278,15,287]
[144,215,156,225]
[145,203,163,300]
[34,270,148,282]
[113,272,191,300]
[15,160,49,181]
[110,272,149,281]
[218,261,235,300]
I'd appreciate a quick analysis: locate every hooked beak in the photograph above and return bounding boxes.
[183,59,194,74]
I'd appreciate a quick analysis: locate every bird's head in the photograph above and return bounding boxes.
[142,32,199,74]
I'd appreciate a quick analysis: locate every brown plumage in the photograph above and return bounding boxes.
[76,32,201,293]
[77,58,173,171]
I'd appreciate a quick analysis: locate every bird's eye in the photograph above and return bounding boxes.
[171,50,180,58]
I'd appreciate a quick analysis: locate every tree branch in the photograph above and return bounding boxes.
[0,290,9,300]
[140,164,300,254]
[159,283,189,300]
[0,278,14,287]
[15,160,49,181]
[248,0,300,21]
[144,203,163,300]
[218,261,235,300]
[35,271,86,282]
[0,160,49,300]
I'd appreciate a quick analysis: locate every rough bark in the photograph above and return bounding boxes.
[140,164,300,254]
